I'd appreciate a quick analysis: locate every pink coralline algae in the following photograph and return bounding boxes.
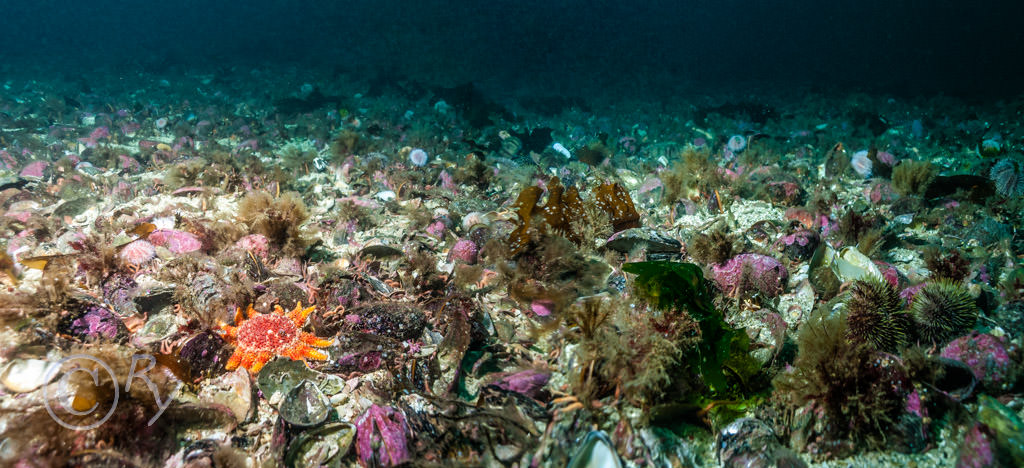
[425,220,447,238]
[148,229,203,254]
[874,261,907,289]
[78,126,111,148]
[119,239,156,265]
[956,423,997,468]
[900,283,927,305]
[355,404,410,467]
[867,180,898,203]
[711,254,789,298]
[941,333,1012,391]
[235,234,271,258]
[530,299,555,317]
[447,238,478,264]
[18,161,49,178]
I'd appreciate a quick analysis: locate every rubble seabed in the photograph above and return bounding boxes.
[1,64,1023,468]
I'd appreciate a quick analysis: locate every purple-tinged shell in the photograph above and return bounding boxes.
[355,404,410,467]
[941,333,1013,392]
[711,254,789,298]
[179,331,231,381]
[488,369,550,399]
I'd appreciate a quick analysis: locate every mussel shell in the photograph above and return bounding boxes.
[566,431,622,468]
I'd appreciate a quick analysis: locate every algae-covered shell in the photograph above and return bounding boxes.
[285,422,356,468]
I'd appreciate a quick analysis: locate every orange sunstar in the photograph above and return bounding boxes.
[217,302,332,373]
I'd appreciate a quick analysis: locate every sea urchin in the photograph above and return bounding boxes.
[218,302,332,373]
[910,280,978,345]
[845,276,911,352]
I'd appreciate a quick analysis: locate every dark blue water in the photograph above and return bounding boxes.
[2,1,1022,100]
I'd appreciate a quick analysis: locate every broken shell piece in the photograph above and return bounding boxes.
[829,246,883,282]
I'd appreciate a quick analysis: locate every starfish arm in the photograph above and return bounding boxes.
[302,348,328,361]
[251,352,274,373]
[239,352,256,371]
[288,304,316,327]
[219,324,238,339]
[273,304,286,316]
[233,307,245,324]
[225,352,242,370]
[300,332,332,348]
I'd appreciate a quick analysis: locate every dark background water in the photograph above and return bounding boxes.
[1,0,1022,100]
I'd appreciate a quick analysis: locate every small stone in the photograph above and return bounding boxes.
[350,303,426,341]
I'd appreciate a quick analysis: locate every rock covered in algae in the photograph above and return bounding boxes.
[942,333,1014,392]
[717,418,806,468]
[711,253,789,298]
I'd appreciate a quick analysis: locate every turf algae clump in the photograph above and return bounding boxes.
[624,261,764,423]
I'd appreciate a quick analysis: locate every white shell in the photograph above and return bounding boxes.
[0,359,59,393]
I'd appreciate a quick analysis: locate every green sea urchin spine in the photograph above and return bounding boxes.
[845,276,910,352]
[910,280,978,344]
